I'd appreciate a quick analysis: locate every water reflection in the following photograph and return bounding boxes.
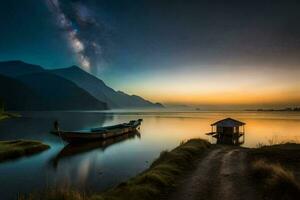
[51,131,141,168]
[1,111,300,200]
[0,111,112,140]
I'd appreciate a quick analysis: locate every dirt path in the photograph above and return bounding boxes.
[166,146,260,200]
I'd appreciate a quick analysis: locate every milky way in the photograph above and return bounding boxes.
[46,0,106,73]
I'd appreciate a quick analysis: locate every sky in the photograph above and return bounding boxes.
[0,0,300,108]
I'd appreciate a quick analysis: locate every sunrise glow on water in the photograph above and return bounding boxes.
[0,110,299,199]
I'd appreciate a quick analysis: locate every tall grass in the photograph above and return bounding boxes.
[256,136,300,148]
[251,160,300,200]
[18,188,86,200]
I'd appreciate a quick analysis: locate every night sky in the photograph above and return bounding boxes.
[1,0,300,108]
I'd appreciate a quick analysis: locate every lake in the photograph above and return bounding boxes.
[1,110,300,200]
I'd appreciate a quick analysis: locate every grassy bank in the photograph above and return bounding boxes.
[0,112,10,120]
[20,138,210,200]
[0,112,21,120]
[251,160,300,200]
[0,140,50,162]
[249,143,300,200]
[249,143,300,173]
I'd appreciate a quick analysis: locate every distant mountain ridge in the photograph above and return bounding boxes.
[51,66,163,108]
[17,72,107,110]
[0,60,44,77]
[0,60,163,110]
[0,60,107,110]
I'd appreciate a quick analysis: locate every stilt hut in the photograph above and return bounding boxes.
[206,118,245,145]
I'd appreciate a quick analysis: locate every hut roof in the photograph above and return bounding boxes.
[211,118,245,127]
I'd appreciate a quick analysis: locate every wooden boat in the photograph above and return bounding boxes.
[51,131,141,168]
[54,119,143,144]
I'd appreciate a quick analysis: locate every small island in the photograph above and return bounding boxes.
[0,104,49,162]
[0,140,50,162]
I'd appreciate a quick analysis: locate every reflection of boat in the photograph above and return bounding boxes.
[53,119,143,144]
[51,131,141,167]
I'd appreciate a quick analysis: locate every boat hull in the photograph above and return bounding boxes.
[56,119,142,144]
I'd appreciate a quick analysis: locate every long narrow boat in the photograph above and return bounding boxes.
[51,131,141,167]
[54,119,143,144]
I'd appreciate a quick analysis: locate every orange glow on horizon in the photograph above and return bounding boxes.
[143,89,300,106]
[119,65,300,107]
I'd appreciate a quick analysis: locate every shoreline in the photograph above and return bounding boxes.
[19,139,210,200]
[18,140,300,200]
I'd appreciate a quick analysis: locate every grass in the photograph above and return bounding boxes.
[249,143,300,199]
[0,140,50,162]
[251,160,300,200]
[0,111,21,121]
[0,112,10,120]
[250,143,300,167]
[18,188,87,200]
[92,139,210,200]
[20,138,210,200]
[256,136,300,148]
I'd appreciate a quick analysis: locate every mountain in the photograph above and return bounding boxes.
[17,72,107,110]
[114,90,163,108]
[0,60,44,77]
[51,66,163,108]
[0,60,163,110]
[0,61,107,110]
[0,74,43,110]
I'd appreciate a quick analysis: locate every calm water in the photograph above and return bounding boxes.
[1,110,300,199]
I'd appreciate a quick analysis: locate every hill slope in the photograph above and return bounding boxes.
[51,66,163,108]
[0,74,43,110]
[0,60,162,110]
[17,72,107,110]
